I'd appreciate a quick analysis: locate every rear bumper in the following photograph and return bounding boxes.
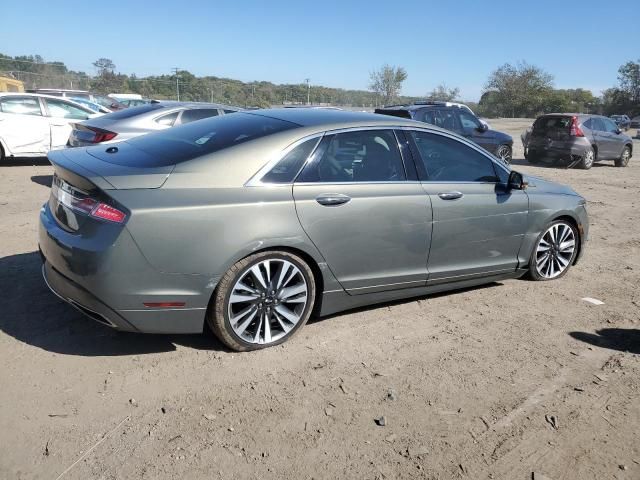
[39,202,210,334]
[528,139,589,159]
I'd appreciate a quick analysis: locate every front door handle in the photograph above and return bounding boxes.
[438,191,464,200]
[316,193,351,206]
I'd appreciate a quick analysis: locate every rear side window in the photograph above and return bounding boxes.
[409,130,498,182]
[374,109,411,119]
[261,137,320,184]
[180,108,219,124]
[125,113,299,166]
[104,103,165,120]
[0,97,42,115]
[155,111,179,126]
[223,109,238,114]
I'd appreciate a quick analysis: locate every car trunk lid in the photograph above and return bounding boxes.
[531,115,579,141]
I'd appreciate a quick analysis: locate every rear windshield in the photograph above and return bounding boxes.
[533,116,572,131]
[102,103,165,120]
[124,113,300,166]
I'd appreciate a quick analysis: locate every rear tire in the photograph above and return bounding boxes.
[578,147,595,169]
[525,149,540,164]
[208,250,316,352]
[615,146,631,167]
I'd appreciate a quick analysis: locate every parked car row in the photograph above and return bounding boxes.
[39,108,588,351]
[375,101,513,164]
[521,113,633,169]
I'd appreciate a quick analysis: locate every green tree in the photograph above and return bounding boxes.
[482,62,554,117]
[369,64,408,105]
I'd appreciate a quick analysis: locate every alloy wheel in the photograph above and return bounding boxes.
[496,145,512,164]
[583,149,594,169]
[227,259,308,344]
[535,223,576,279]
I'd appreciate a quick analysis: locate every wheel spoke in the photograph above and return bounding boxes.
[250,265,268,290]
[253,313,264,343]
[263,312,272,343]
[276,261,292,289]
[232,305,258,335]
[283,294,307,304]
[556,254,570,268]
[273,311,292,333]
[559,239,575,252]
[279,284,307,301]
[229,292,259,304]
[275,305,299,324]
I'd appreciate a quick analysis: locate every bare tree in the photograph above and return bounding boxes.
[426,84,460,102]
[369,64,408,105]
[92,58,116,76]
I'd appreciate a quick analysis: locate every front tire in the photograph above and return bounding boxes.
[528,220,578,281]
[615,146,631,167]
[208,251,316,351]
[525,149,540,164]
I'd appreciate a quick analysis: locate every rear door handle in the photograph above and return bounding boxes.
[316,193,351,206]
[438,191,464,200]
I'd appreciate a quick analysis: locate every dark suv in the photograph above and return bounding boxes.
[523,114,633,169]
[610,115,631,131]
[375,101,513,163]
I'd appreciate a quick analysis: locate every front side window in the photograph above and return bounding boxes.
[590,117,606,131]
[180,108,219,124]
[45,99,90,120]
[0,97,42,116]
[603,118,619,133]
[409,130,498,182]
[458,111,482,130]
[261,137,320,184]
[298,129,405,183]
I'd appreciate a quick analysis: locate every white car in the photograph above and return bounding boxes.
[0,93,100,160]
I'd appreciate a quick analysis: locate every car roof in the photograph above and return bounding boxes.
[247,108,423,129]
[154,100,241,110]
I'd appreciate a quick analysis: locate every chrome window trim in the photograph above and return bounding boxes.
[245,124,512,187]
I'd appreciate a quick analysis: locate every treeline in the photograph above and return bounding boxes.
[2,53,639,118]
[0,54,421,108]
[472,61,640,118]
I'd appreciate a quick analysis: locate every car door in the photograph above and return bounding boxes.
[292,128,432,294]
[42,98,92,149]
[406,129,529,283]
[0,96,50,155]
[601,117,625,158]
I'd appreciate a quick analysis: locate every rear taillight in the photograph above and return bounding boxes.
[570,116,584,137]
[52,177,126,223]
[91,203,126,223]
[73,124,118,143]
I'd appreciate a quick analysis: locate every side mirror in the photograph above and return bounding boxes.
[508,170,527,190]
[615,127,622,134]
[477,123,489,132]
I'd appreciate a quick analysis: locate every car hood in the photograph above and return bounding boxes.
[524,174,579,196]
[485,129,513,143]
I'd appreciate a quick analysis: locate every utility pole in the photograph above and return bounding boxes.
[172,67,180,101]
[305,78,310,105]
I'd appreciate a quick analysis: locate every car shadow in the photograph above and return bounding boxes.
[569,328,640,355]
[31,175,53,187]
[2,156,50,167]
[0,251,231,356]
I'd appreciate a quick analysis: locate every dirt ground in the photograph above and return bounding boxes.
[0,119,639,480]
